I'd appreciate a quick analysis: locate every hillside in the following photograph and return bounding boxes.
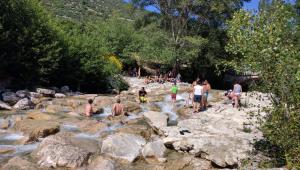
[41,0,139,21]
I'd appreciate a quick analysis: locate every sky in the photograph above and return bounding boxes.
[124,0,296,12]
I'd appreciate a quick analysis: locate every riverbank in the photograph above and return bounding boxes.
[0,77,285,169]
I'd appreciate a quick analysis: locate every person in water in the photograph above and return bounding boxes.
[193,81,203,113]
[232,81,242,108]
[85,99,94,117]
[112,99,125,117]
[185,81,196,108]
[139,87,148,103]
[202,80,211,109]
[171,82,179,104]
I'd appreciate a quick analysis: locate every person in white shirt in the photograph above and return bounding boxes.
[193,81,203,113]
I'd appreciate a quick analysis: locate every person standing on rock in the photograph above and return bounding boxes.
[202,80,211,109]
[232,81,242,108]
[193,81,203,113]
[185,81,196,108]
[112,99,125,116]
[171,82,179,104]
[138,87,148,103]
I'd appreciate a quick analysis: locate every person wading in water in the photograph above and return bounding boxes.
[138,87,147,103]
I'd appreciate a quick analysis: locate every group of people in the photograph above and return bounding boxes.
[144,72,181,84]
[185,80,211,113]
[84,77,242,118]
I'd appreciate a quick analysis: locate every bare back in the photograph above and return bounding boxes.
[112,103,124,116]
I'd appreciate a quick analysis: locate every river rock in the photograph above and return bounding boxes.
[117,123,154,140]
[14,119,59,142]
[0,146,15,154]
[2,156,40,170]
[27,111,55,120]
[2,92,19,105]
[13,98,32,110]
[101,133,146,162]
[61,86,70,93]
[16,90,30,98]
[36,88,55,96]
[0,118,10,129]
[0,101,12,110]
[124,101,142,113]
[35,132,95,168]
[37,144,90,168]
[143,111,168,129]
[86,156,115,170]
[142,140,167,163]
[30,92,43,98]
[76,119,107,133]
[45,104,73,113]
[55,93,66,98]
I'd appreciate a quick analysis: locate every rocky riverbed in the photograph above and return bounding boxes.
[0,77,285,169]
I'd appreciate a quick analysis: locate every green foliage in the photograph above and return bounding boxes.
[226,1,300,168]
[0,0,66,87]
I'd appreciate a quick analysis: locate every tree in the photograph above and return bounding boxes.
[226,1,300,168]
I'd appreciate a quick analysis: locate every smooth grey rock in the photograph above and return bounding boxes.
[0,100,12,110]
[36,88,55,96]
[60,86,70,93]
[142,140,167,162]
[55,93,66,98]
[13,98,32,110]
[2,92,19,105]
[16,90,30,98]
[101,133,146,162]
[143,111,168,129]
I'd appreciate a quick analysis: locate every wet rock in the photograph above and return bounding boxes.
[86,156,115,170]
[66,111,81,117]
[27,111,56,120]
[36,88,55,96]
[117,123,154,140]
[148,95,165,102]
[148,103,162,112]
[0,118,10,129]
[2,156,40,170]
[55,93,66,98]
[60,86,70,93]
[2,92,19,105]
[45,104,73,113]
[0,101,12,110]
[0,146,15,154]
[14,119,59,142]
[101,133,146,162]
[13,98,32,110]
[143,111,168,129]
[142,140,167,163]
[16,90,30,98]
[124,101,142,113]
[76,119,107,133]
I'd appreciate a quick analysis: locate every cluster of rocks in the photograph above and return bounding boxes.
[0,86,82,111]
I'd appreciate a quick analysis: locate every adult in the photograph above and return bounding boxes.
[185,81,196,108]
[232,81,242,108]
[176,73,182,82]
[112,99,125,116]
[202,80,211,109]
[193,81,203,113]
[139,87,148,103]
[85,99,94,117]
[171,82,179,104]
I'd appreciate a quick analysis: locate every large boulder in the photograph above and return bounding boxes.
[117,123,154,140]
[2,92,19,105]
[101,133,146,162]
[55,93,66,98]
[37,144,90,168]
[0,101,12,110]
[16,90,30,98]
[30,92,43,98]
[0,118,10,129]
[124,101,142,113]
[2,156,40,170]
[60,86,70,93]
[36,88,55,96]
[13,98,32,110]
[142,140,167,163]
[14,119,59,142]
[86,156,115,170]
[27,111,57,120]
[143,111,168,129]
[35,132,96,168]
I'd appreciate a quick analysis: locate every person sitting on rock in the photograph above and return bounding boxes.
[112,99,125,117]
[85,99,94,117]
[138,87,148,103]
